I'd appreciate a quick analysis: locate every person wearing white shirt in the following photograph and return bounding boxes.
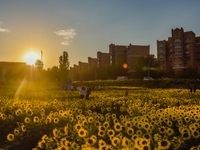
[77,87,85,99]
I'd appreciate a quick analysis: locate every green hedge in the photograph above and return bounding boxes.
[73,79,199,89]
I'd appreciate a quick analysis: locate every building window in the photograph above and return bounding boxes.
[174,51,182,55]
[174,38,181,42]
[174,45,181,49]
[159,44,164,47]
[159,55,164,58]
[185,38,189,42]
[185,50,190,54]
[186,44,189,48]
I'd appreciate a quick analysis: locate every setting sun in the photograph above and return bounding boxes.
[23,51,40,65]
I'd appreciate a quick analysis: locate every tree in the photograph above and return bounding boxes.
[34,59,43,71]
[59,51,70,82]
[135,55,159,78]
[59,51,70,71]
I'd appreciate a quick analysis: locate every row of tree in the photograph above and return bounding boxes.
[1,51,200,84]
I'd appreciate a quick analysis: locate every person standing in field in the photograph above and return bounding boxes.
[85,86,91,100]
[77,86,86,99]
[125,89,128,96]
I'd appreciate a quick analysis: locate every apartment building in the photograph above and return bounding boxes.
[127,44,150,72]
[157,27,200,75]
[97,51,110,67]
[88,57,97,68]
[78,61,88,70]
[70,44,150,80]
[109,43,150,72]
[0,61,28,80]
[109,44,127,65]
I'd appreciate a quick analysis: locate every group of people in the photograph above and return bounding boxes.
[77,86,92,99]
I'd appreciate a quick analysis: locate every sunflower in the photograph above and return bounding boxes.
[107,129,115,137]
[191,130,200,139]
[119,115,125,120]
[33,116,40,124]
[170,137,182,149]
[94,121,101,127]
[15,109,23,116]
[7,133,15,141]
[157,139,171,149]
[38,141,46,149]
[136,130,143,137]
[105,113,111,118]
[14,129,20,136]
[126,127,134,136]
[139,138,150,146]
[98,139,107,147]
[63,125,68,135]
[69,116,74,122]
[181,131,191,141]
[166,128,174,137]
[88,116,94,123]
[86,137,96,146]
[53,128,59,137]
[24,117,31,124]
[142,145,151,150]
[75,123,82,130]
[121,137,130,147]
[45,117,52,124]
[103,121,110,129]
[111,113,117,119]
[41,134,48,141]
[111,137,121,147]
[26,108,33,116]
[53,117,59,124]
[98,126,106,131]
[137,123,143,129]
[98,130,106,138]
[78,128,88,138]
[105,145,113,150]
[166,120,173,127]
[21,125,26,132]
[100,116,105,121]
[8,114,14,120]
[64,140,71,148]
[159,126,166,134]
[114,122,122,132]
[124,120,132,128]
[153,133,161,142]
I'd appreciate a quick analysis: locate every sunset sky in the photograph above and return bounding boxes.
[0,0,200,69]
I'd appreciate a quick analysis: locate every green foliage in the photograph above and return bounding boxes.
[59,51,69,71]
[34,59,44,71]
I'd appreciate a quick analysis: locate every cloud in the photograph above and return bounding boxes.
[0,28,10,33]
[54,28,76,46]
[0,22,10,33]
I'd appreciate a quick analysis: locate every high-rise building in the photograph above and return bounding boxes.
[109,44,127,65]
[157,27,200,75]
[0,61,29,81]
[88,57,97,68]
[97,51,110,67]
[109,43,150,73]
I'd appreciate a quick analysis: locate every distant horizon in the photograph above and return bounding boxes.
[1,0,200,69]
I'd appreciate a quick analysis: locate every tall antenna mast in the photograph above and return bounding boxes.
[41,50,43,62]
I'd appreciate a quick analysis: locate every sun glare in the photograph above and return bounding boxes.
[23,51,40,65]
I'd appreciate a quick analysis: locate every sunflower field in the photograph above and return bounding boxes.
[1,82,200,150]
